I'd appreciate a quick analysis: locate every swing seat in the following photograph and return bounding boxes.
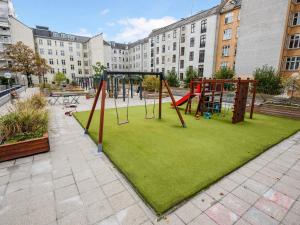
[204,112,212,119]
[118,120,129,125]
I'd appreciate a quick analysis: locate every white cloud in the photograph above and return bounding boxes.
[100,8,110,16]
[112,16,177,43]
[75,28,93,37]
[106,22,115,27]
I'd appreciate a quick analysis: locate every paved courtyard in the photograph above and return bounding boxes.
[0,89,300,225]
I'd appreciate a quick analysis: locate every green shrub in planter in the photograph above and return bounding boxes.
[166,71,180,87]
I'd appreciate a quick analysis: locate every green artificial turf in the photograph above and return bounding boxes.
[74,104,300,215]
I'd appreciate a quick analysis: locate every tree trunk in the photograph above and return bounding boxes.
[26,74,32,87]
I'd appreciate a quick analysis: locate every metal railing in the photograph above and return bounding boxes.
[0,85,22,98]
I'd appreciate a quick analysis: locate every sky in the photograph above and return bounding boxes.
[13,0,220,43]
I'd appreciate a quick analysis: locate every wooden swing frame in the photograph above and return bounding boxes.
[84,71,186,152]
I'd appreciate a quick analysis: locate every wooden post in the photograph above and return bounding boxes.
[158,74,163,119]
[98,80,107,152]
[250,81,257,119]
[122,77,126,102]
[85,79,103,133]
[163,80,186,128]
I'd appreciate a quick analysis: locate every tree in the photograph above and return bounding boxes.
[253,65,283,95]
[166,71,180,87]
[214,67,235,79]
[34,54,51,84]
[92,62,106,77]
[5,41,36,86]
[54,72,66,86]
[184,67,198,87]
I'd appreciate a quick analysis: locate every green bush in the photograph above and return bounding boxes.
[0,95,48,144]
[253,65,283,95]
[54,72,67,85]
[166,71,180,87]
[142,75,160,91]
[184,67,198,87]
[214,67,235,79]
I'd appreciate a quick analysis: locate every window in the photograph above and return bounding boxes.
[156,47,159,54]
[156,57,159,65]
[62,68,66,74]
[190,37,195,47]
[69,47,73,52]
[84,53,88,58]
[48,49,52,55]
[76,43,80,49]
[39,48,44,55]
[39,39,43,45]
[162,45,166,53]
[60,41,64,47]
[189,51,194,61]
[200,35,206,48]
[222,45,230,57]
[70,56,74,61]
[173,30,177,38]
[201,20,207,33]
[70,65,75,70]
[84,61,88,66]
[293,13,300,26]
[78,69,82,74]
[191,23,195,33]
[173,42,177,51]
[199,50,205,63]
[62,59,66,65]
[151,49,154,57]
[49,59,54,65]
[50,68,55,74]
[220,62,228,69]
[84,69,89,75]
[47,40,51,46]
[181,47,185,56]
[223,29,232,40]
[162,56,165,64]
[180,60,184,69]
[285,56,300,70]
[225,12,233,24]
[198,65,204,77]
[181,34,185,43]
[180,73,184,81]
[172,55,176,63]
[289,34,300,48]
[77,52,81,57]
[156,35,159,43]
[61,50,65,56]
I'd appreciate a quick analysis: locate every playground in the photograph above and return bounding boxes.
[74,97,300,215]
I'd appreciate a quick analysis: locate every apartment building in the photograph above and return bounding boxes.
[215,0,241,71]
[280,0,300,77]
[33,26,104,82]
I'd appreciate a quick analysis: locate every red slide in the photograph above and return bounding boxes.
[172,93,195,107]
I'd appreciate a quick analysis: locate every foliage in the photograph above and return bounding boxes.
[54,72,67,86]
[92,62,106,77]
[142,75,160,91]
[0,95,48,143]
[5,41,36,86]
[0,77,9,85]
[282,74,300,94]
[184,67,198,87]
[214,67,235,79]
[166,71,180,87]
[34,54,51,83]
[253,65,283,95]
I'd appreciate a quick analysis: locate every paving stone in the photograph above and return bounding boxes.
[57,209,88,225]
[102,180,125,197]
[218,178,239,192]
[28,191,55,213]
[227,172,248,184]
[192,192,216,211]
[116,204,148,225]
[0,174,9,186]
[96,171,118,186]
[242,178,269,195]
[6,178,30,194]
[220,193,251,216]
[206,203,239,225]
[31,159,52,176]
[52,167,72,180]
[175,202,202,224]
[290,200,300,215]
[55,184,79,202]
[87,199,114,224]
[109,190,136,212]
[0,184,6,196]
[56,195,84,219]
[232,186,260,205]
[273,182,300,199]
[80,187,106,206]
[254,198,287,221]
[234,219,252,225]
[29,204,56,225]
[242,207,278,225]
[263,189,295,210]
[206,185,228,201]
[188,213,218,225]
[73,169,94,182]
[251,172,278,187]
[0,160,15,169]
[237,167,256,178]
[15,156,33,165]
[54,175,75,189]
[155,214,185,225]
[282,211,300,225]
[96,216,120,225]
[0,168,9,177]
[4,188,30,205]
[141,221,154,225]
[280,175,300,190]
[259,167,283,180]
[77,177,99,194]
[0,213,30,225]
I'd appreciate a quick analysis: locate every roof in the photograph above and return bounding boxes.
[220,0,242,13]
[149,5,219,37]
[128,38,148,48]
[33,26,90,43]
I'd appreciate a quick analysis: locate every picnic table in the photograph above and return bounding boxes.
[48,92,86,105]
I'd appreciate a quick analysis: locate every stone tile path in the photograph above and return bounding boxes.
[0,88,299,225]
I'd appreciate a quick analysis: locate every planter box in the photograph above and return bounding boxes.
[0,134,50,162]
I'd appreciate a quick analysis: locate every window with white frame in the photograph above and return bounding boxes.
[50,68,55,74]
[289,34,300,49]
[47,40,51,46]
[162,56,165,64]
[190,37,195,47]
[39,48,44,55]
[70,65,75,70]
[285,56,300,70]
[200,35,206,48]
[48,49,52,55]
[225,12,233,24]
[61,50,65,56]
[49,59,53,65]
[162,33,165,41]
[61,59,66,65]
[223,29,232,40]
[60,41,64,47]
[201,20,207,33]
[189,51,194,61]
[39,39,43,45]
[173,30,177,38]
[78,60,81,66]
[191,23,195,33]
[222,45,230,57]
[172,55,176,63]
[173,42,177,51]
[199,50,205,63]
[181,34,185,43]
[70,56,74,61]
[180,60,184,69]
[62,68,66,74]
[220,62,228,68]
[293,12,300,26]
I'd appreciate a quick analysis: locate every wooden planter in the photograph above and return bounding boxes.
[0,134,50,162]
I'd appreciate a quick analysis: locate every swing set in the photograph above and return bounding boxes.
[84,71,186,152]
